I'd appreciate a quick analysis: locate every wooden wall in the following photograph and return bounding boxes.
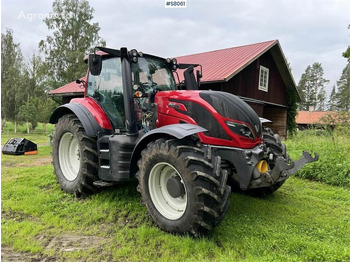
[220,50,287,106]
[262,106,287,138]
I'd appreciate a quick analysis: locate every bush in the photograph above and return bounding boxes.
[285,128,350,188]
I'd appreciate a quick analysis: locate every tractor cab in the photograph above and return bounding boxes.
[86,47,199,134]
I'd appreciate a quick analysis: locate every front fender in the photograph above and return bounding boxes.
[50,102,112,137]
[129,124,207,176]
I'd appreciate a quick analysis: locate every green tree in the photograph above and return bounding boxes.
[336,63,350,111]
[316,86,326,111]
[1,29,27,133]
[17,52,49,133]
[328,85,338,111]
[18,95,56,134]
[343,25,350,62]
[26,53,47,96]
[297,65,314,111]
[19,97,38,134]
[37,96,57,133]
[297,63,329,111]
[39,0,105,90]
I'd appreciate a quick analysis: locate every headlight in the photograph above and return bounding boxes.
[226,121,255,140]
[130,49,138,63]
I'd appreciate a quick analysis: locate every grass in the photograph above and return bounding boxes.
[285,128,350,188]
[1,122,55,145]
[1,132,350,261]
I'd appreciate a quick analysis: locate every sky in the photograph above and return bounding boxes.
[1,0,350,96]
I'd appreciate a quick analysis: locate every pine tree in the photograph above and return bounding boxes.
[343,25,350,63]
[297,63,329,111]
[328,85,338,111]
[336,63,350,111]
[297,66,313,110]
[39,0,105,90]
[316,86,327,111]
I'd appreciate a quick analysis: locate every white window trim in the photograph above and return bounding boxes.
[258,65,269,92]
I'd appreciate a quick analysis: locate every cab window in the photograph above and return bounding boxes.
[87,57,125,130]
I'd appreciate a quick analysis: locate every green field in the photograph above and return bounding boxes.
[1,131,350,261]
[1,122,55,145]
[285,129,350,188]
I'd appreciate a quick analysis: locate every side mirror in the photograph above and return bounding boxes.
[89,54,102,76]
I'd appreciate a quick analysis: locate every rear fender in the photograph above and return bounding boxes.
[50,99,113,137]
[129,124,207,176]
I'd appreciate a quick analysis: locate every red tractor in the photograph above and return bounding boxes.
[50,47,318,236]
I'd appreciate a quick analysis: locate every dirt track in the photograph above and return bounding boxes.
[2,233,107,261]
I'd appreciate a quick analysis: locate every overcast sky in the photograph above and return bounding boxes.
[1,0,349,95]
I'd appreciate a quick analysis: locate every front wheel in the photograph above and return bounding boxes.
[136,138,231,236]
[52,114,99,197]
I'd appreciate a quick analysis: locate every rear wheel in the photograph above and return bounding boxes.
[136,138,231,236]
[52,114,99,197]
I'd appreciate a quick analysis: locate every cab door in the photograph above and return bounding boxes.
[86,57,125,131]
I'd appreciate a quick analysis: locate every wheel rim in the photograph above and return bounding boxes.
[149,162,187,220]
[58,132,80,181]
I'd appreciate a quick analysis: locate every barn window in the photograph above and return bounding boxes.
[258,66,269,92]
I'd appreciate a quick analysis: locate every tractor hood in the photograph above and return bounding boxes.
[155,90,263,149]
[199,91,262,138]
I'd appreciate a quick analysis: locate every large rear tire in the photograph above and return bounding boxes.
[136,138,231,236]
[52,114,99,197]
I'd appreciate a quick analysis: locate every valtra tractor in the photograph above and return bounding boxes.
[50,47,318,236]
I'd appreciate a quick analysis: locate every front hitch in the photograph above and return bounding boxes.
[270,151,319,182]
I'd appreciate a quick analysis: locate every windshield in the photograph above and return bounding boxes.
[131,56,176,92]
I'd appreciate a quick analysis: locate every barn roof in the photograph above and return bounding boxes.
[176,40,299,99]
[296,111,338,124]
[177,40,276,82]
[49,77,86,96]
